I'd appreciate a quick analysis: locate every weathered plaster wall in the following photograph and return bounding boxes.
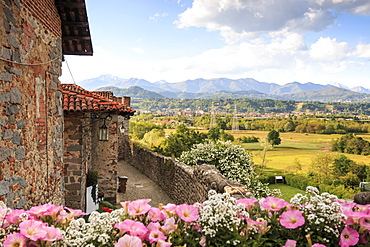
[0,0,64,208]
[122,141,250,204]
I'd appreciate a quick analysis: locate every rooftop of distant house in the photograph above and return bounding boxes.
[60,84,135,116]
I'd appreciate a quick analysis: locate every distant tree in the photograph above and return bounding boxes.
[140,129,165,149]
[309,153,335,184]
[207,127,221,141]
[156,124,207,158]
[220,129,234,142]
[283,120,295,132]
[267,130,281,146]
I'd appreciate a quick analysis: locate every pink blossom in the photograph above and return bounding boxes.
[344,210,366,225]
[114,219,148,239]
[339,226,359,247]
[5,209,28,224]
[147,228,167,243]
[279,210,305,229]
[3,233,27,247]
[64,207,86,219]
[340,202,357,212]
[282,239,296,247]
[237,198,258,211]
[162,203,177,217]
[157,239,172,247]
[261,197,288,211]
[148,207,165,222]
[28,204,54,217]
[312,244,326,247]
[0,208,11,227]
[128,199,152,216]
[162,217,176,233]
[115,234,142,247]
[149,222,161,229]
[41,226,63,241]
[246,218,266,234]
[176,204,198,222]
[359,215,370,231]
[19,220,47,241]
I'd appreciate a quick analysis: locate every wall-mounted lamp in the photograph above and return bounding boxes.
[99,115,112,141]
[119,123,125,133]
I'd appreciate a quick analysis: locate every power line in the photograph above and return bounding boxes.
[65,58,76,84]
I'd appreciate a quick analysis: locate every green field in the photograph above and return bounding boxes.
[233,130,370,175]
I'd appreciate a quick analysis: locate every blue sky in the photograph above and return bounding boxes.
[60,0,370,89]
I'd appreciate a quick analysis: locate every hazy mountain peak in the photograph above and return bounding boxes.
[328,81,349,89]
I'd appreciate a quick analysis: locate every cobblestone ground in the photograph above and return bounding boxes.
[116,160,173,207]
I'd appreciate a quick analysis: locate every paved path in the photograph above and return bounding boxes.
[116,160,173,207]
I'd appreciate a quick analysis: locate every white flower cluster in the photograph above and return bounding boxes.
[290,186,346,238]
[54,209,125,247]
[179,141,280,198]
[196,190,249,239]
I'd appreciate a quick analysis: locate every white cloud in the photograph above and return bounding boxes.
[149,12,169,21]
[175,0,370,41]
[351,43,370,58]
[132,47,145,54]
[309,37,350,61]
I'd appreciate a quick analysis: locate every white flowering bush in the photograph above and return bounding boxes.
[179,140,280,198]
[195,190,249,246]
[290,186,347,245]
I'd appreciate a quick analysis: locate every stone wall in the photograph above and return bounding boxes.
[0,0,64,208]
[91,113,118,204]
[121,141,250,204]
[63,112,86,210]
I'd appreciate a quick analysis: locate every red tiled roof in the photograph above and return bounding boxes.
[60,84,136,115]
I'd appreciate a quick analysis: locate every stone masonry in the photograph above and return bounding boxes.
[0,0,64,208]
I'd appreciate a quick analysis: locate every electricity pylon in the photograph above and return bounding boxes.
[232,105,239,132]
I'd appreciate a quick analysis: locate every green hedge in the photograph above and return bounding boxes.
[283,174,359,199]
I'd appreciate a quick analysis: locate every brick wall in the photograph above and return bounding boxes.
[0,0,64,208]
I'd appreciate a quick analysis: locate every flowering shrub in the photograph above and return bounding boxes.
[1,187,370,246]
[179,140,280,198]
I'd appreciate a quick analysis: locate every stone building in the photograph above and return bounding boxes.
[0,0,93,208]
[61,84,135,209]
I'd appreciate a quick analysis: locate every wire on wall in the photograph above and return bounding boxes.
[0,54,63,66]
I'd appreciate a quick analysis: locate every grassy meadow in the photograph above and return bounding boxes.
[233,130,370,176]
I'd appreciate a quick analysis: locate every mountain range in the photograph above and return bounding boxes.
[77,75,370,102]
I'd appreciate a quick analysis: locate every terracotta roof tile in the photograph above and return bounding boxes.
[60,84,136,115]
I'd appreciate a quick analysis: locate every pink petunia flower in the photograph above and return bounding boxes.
[115,234,142,247]
[339,226,359,247]
[148,207,165,222]
[3,233,27,247]
[162,217,176,233]
[19,220,47,241]
[176,204,198,222]
[128,199,152,216]
[261,197,288,211]
[343,210,366,225]
[162,203,177,218]
[312,244,326,247]
[280,210,305,229]
[5,209,28,224]
[157,239,172,247]
[237,198,258,212]
[282,239,296,247]
[114,219,148,239]
[147,228,167,243]
[41,226,63,242]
